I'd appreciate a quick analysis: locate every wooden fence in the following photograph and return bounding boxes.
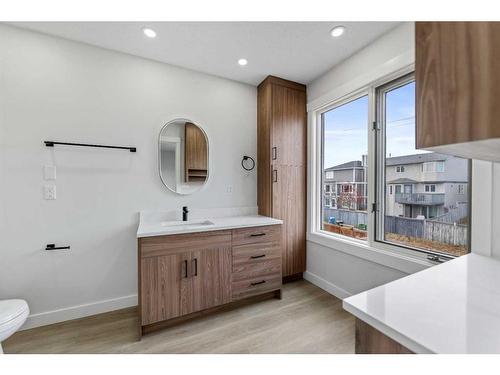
[423,220,468,246]
[324,208,467,246]
[432,203,468,224]
[384,216,423,238]
[323,208,367,226]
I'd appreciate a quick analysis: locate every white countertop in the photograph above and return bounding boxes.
[137,210,282,238]
[343,254,500,354]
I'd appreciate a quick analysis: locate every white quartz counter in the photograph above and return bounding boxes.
[137,208,282,238]
[343,254,500,354]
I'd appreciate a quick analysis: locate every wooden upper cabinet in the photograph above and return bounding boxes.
[185,122,208,181]
[416,22,500,161]
[257,76,306,278]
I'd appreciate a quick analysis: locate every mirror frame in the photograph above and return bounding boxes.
[158,118,210,195]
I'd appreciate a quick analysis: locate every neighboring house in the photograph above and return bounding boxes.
[323,152,468,219]
[385,153,468,219]
[323,155,368,211]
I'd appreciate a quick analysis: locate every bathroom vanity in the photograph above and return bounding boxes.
[137,210,283,336]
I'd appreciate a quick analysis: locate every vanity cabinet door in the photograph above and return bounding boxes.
[158,253,191,321]
[189,247,232,313]
[140,252,190,325]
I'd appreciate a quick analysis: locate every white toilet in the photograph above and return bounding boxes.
[0,299,29,354]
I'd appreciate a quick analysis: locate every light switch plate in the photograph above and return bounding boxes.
[44,185,56,200]
[44,165,56,180]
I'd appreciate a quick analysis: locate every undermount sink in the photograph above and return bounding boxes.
[160,220,214,229]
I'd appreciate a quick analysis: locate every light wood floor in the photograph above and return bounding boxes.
[3,280,354,354]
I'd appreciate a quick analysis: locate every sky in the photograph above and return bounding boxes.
[323,81,426,169]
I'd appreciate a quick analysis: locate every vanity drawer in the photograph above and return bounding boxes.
[140,230,231,258]
[232,241,281,267]
[231,225,281,246]
[232,257,281,282]
[232,273,282,300]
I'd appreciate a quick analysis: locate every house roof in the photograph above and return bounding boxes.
[387,178,418,184]
[385,152,451,166]
[325,160,363,171]
[326,152,452,171]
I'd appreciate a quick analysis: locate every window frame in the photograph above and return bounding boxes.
[374,73,472,259]
[317,89,370,246]
[309,66,472,270]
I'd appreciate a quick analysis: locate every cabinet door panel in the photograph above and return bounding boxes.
[190,247,232,313]
[272,164,306,276]
[185,122,208,172]
[416,22,500,148]
[271,85,306,166]
[140,257,159,325]
[158,253,189,321]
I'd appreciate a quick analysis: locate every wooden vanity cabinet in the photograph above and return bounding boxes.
[416,22,500,161]
[257,76,306,280]
[355,319,413,354]
[139,230,232,327]
[138,224,282,336]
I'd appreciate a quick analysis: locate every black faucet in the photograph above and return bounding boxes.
[182,206,189,221]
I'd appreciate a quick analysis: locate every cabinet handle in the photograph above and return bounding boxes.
[192,258,198,277]
[250,254,266,259]
[250,280,266,286]
[272,169,277,183]
[272,147,277,160]
[250,233,266,237]
[183,260,188,278]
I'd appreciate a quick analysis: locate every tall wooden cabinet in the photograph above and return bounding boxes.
[184,122,208,182]
[416,22,500,162]
[257,76,306,279]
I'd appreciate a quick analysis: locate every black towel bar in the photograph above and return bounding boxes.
[45,244,70,251]
[45,141,136,152]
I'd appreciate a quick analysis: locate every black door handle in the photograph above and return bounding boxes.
[250,233,266,237]
[250,280,266,286]
[250,254,266,259]
[192,258,198,276]
[183,260,188,278]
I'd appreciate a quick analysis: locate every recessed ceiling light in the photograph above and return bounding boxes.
[238,58,248,66]
[330,26,345,38]
[142,28,157,38]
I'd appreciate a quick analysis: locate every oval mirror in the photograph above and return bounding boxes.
[159,119,209,195]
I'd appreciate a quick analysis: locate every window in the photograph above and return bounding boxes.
[320,95,368,241]
[314,70,471,262]
[375,75,470,257]
[422,161,445,173]
[325,185,330,192]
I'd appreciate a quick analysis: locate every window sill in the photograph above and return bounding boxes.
[307,230,435,274]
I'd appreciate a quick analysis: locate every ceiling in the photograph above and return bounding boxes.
[11,22,399,86]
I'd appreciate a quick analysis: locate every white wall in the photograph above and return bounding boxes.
[0,24,257,328]
[305,23,416,297]
[305,22,500,299]
[308,22,414,108]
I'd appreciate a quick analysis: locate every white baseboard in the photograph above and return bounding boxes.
[304,271,352,300]
[21,294,138,330]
